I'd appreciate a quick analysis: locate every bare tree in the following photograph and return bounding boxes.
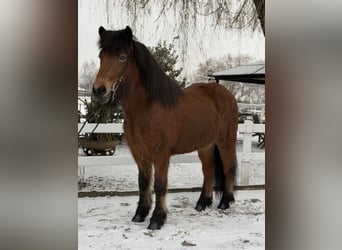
[79,61,98,91]
[252,0,265,35]
[121,0,265,35]
[100,0,264,72]
[193,53,253,82]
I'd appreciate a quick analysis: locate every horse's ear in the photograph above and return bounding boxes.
[124,26,133,41]
[99,26,106,37]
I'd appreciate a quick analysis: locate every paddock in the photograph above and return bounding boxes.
[78,40,265,243]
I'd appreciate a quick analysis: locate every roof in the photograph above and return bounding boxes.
[211,61,265,84]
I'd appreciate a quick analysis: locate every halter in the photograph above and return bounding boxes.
[110,75,122,102]
[110,53,130,102]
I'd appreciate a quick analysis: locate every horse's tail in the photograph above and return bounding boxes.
[213,144,237,196]
[213,144,225,196]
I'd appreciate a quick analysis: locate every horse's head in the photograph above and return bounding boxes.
[92,26,133,103]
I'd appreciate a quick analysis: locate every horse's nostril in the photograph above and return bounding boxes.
[93,85,107,98]
[98,85,106,95]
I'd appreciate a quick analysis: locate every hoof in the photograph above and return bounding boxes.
[147,221,163,230]
[132,205,150,223]
[217,193,234,209]
[195,201,211,212]
[217,202,231,210]
[195,203,206,212]
[132,214,145,223]
[195,192,212,212]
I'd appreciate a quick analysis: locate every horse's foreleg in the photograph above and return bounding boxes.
[148,157,169,230]
[132,160,153,223]
[195,145,215,211]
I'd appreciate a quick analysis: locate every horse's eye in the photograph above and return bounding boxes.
[119,54,127,61]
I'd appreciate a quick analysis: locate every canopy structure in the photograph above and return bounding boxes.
[210,61,265,84]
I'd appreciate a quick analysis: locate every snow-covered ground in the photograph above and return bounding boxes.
[78,139,265,249]
[79,190,265,250]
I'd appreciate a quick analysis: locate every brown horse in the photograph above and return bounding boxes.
[92,26,238,230]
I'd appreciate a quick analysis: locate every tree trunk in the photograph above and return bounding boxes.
[252,0,265,36]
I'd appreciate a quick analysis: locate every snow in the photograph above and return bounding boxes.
[78,140,265,249]
[78,190,265,250]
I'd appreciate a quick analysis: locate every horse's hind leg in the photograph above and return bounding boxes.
[195,145,215,211]
[132,159,153,223]
[216,142,237,209]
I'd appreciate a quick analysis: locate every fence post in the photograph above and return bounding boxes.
[240,119,253,185]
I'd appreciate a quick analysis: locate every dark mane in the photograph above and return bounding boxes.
[132,40,183,107]
[99,26,183,107]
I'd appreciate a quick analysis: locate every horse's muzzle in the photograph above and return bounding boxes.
[92,85,108,102]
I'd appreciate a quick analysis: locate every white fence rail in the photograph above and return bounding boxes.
[238,103,265,122]
[78,120,264,185]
